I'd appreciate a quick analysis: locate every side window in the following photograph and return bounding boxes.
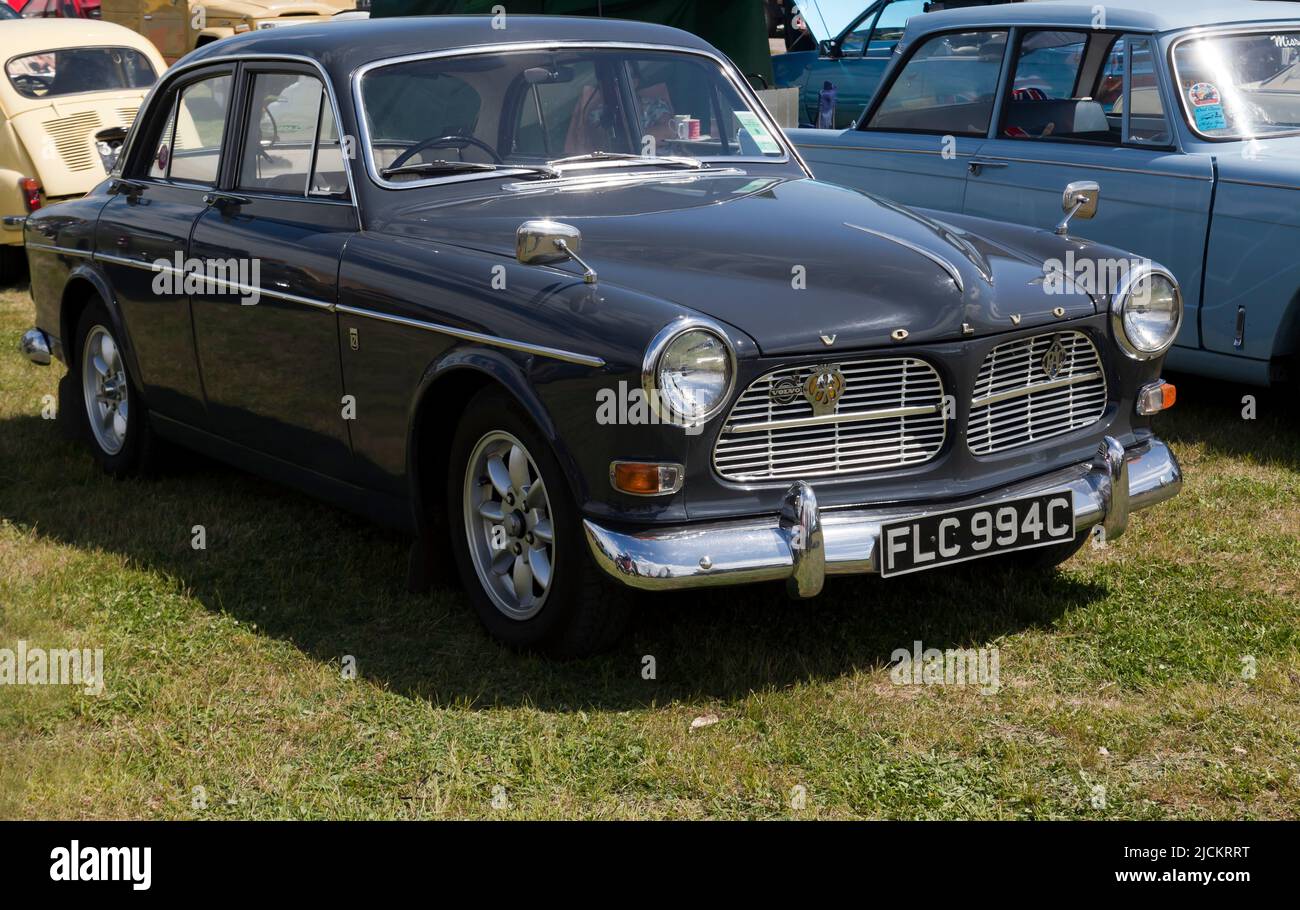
[237,72,326,194]
[1011,30,1086,99]
[168,74,231,184]
[1117,37,1171,146]
[866,30,1008,136]
[1001,30,1113,143]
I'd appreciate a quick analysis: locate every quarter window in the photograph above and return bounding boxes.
[865,30,1008,136]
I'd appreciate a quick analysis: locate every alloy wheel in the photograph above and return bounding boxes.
[462,431,557,620]
[81,325,129,456]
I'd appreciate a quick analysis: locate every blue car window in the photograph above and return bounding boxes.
[866,29,1008,136]
[1002,30,1116,144]
[1172,30,1300,139]
[1115,38,1171,146]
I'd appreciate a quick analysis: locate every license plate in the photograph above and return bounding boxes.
[878,492,1075,578]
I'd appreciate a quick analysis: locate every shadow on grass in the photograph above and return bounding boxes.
[1161,371,1300,472]
[1,410,1107,711]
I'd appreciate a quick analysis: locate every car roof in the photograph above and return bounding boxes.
[181,14,721,74]
[904,0,1300,37]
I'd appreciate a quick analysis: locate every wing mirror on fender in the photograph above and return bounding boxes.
[1055,181,1100,235]
[516,220,598,285]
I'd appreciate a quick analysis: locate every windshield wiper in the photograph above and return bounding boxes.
[380,160,557,180]
[546,151,707,171]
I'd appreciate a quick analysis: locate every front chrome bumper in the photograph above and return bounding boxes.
[584,435,1181,597]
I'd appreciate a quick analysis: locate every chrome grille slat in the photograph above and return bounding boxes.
[967,330,1107,455]
[714,356,947,482]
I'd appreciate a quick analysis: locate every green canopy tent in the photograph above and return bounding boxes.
[368,0,774,85]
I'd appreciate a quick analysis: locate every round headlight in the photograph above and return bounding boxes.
[643,322,735,425]
[1113,267,1181,359]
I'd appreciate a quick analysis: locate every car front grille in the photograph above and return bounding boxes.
[967,330,1107,455]
[116,106,140,126]
[713,357,947,482]
[43,111,101,172]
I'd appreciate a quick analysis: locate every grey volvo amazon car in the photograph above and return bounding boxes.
[18,16,1182,655]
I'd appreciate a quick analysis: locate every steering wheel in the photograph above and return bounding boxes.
[389,134,503,169]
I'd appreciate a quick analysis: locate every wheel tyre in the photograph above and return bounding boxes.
[74,301,157,477]
[447,387,630,657]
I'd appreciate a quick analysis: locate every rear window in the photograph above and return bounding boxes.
[6,46,157,100]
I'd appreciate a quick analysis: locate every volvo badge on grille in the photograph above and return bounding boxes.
[803,365,846,416]
[1041,337,1066,380]
[769,377,800,405]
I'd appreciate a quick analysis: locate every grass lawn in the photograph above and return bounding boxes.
[1,282,1297,819]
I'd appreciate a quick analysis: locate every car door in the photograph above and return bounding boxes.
[962,31,1212,349]
[798,27,1009,212]
[94,66,234,427]
[188,65,357,477]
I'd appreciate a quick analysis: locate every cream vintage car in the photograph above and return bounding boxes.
[1,19,166,282]
[100,0,356,63]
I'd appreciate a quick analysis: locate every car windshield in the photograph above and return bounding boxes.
[359,47,788,183]
[1172,29,1300,138]
[6,46,156,100]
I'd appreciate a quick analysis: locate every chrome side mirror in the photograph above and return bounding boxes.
[516,219,597,284]
[1055,180,1100,235]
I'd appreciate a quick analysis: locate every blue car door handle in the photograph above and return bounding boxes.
[968,159,1009,176]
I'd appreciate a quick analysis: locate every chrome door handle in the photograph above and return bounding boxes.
[203,192,251,212]
[968,159,1009,176]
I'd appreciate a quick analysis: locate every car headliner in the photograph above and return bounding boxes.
[180,14,723,75]
[903,0,1300,38]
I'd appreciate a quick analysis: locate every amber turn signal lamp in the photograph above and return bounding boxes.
[610,461,684,496]
[1136,380,1176,416]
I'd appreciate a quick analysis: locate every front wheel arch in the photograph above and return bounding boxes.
[405,351,586,556]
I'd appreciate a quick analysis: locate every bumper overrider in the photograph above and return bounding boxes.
[584,436,1181,597]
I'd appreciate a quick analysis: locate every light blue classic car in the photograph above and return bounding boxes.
[772,0,1015,128]
[792,0,1300,386]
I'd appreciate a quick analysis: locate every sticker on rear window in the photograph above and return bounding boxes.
[1189,82,1221,106]
[1193,103,1227,132]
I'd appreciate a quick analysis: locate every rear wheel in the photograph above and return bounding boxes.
[447,387,629,656]
[74,301,156,476]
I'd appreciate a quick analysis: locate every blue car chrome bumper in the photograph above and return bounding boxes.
[584,436,1182,597]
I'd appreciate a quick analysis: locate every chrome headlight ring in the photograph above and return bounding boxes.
[640,317,738,427]
[1110,263,1183,361]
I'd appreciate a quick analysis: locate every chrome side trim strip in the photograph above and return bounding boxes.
[93,250,157,269]
[725,403,940,435]
[971,370,1104,408]
[25,242,93,258]
[93,252,336,310]
[335,303,606,368]
[844,222,964,292]
[1219,177,1300,192]
[961,154,1212,181]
